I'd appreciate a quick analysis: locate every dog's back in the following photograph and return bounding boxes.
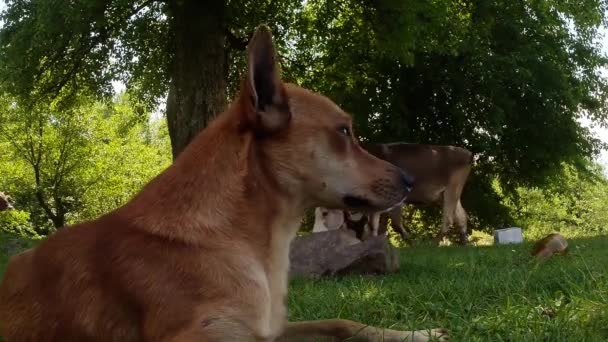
[0,213,223,341]
[1,216,140,341]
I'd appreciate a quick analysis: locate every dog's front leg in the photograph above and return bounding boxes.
[277,319,448,341]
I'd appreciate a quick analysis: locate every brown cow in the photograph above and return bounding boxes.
[364,143,473,245]
[313,143,473,245]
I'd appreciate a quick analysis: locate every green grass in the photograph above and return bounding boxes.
[288,236,608,341]
[0,233,36,275]
[1,233,607,341]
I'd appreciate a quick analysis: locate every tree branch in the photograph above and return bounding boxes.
[37,0,159,99]
[226,29,249,51]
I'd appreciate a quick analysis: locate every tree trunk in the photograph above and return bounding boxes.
[166,0,228,159]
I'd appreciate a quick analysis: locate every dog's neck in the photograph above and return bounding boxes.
[118,102,303,245]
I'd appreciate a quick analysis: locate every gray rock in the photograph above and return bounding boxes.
[289,230,399,278]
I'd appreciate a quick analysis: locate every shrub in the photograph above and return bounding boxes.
[0,210,40,238]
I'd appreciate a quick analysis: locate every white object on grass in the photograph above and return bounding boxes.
[493,227,523,245]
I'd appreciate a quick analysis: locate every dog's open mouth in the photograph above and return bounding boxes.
[342,194,408,213]
[342,195,371,208]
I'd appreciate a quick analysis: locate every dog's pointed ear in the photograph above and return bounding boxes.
[244,24,290,135]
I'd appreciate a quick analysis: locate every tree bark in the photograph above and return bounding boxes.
[166,0,229,159]
[33,172,64,230]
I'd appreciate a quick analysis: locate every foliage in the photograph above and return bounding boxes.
[299,208,316,233]
[1,0,608,230]
[0,93,171,234]
[0,0,304,157]
[74,99,172,221]
[0,0,171,109]
[287,0,608,228]
[0,0,301,109]
[504,162,608,239]
[0,210,38,238]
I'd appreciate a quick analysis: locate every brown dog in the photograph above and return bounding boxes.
[0,26,448,341]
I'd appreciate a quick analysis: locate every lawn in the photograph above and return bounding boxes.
[288,236,608,341]
[1,233,607,341]
[0,233,37,277]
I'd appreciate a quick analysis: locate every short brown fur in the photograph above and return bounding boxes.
[0,26,447,342]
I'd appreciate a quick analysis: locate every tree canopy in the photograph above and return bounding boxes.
[0,0,300,157]
[284,0,608,226]
[1,0,608,230]
[0,93,171,234]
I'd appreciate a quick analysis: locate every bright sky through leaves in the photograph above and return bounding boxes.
[0,0,606,168]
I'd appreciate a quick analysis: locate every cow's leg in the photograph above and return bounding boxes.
[433,192,457,245]
[369,212,381,237]
[377,212,390,235]
[278,319,449,342]
[454,200,468,245]
[390,206,414,243]
[442,166,471,246]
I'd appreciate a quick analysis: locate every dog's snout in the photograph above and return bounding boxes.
[399,171,414,193]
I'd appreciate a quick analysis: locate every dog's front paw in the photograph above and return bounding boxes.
[422,327,449,341]
[389,327,449,342]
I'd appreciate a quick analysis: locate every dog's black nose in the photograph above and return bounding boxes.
[399,171,414,193]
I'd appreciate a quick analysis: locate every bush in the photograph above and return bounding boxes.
[0,210,40,238]
[504,163,608,240]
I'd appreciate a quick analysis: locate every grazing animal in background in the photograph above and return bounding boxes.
[362,143,473,245]
[312,207,345,232]
[312,207,373,241]
[342,210,373,240]
[532,233,568,260]
[311,207,381,242]
[0,192,13,212]
[0,26,447,342]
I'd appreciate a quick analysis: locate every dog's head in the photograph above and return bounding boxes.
[240,25,412,212]
[0,192,14,211]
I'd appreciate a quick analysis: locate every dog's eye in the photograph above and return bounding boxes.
[338,126,350,136]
